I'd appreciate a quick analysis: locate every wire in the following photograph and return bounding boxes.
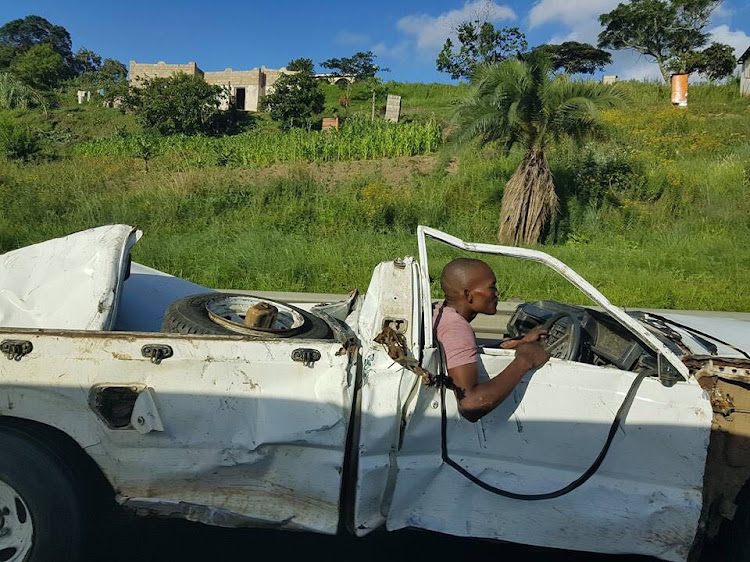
[438,343,649,500]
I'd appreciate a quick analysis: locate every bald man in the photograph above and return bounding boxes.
[434,258,549,422]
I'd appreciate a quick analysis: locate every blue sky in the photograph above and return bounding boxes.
[2,0,749,82]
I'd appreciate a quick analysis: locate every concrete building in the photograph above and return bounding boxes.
[740,47,750,98]
[128,61,293,111]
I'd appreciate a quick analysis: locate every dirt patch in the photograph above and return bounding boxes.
[237,155,441,187]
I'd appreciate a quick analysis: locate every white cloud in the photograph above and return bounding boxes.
[371,41,409,60]
[529,0,619,29]
[396,1,516,53]
[335,31,370,46]
[709,25,750,58]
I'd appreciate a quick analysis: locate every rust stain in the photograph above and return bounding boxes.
[111,352,134,360]
[688,356,750,558]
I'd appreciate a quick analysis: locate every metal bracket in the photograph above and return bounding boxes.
[141,344,173,365]
[292,348,321,367]
[1,340,33,361]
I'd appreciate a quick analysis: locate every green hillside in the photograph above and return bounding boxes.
[1,79,749,311]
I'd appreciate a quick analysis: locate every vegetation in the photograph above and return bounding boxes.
[530,42,612,75]
[0,11,747,313]
[262,69,325,130]
[74,118,443,164]
[1,79,747,312]
[0,72,45,110]
[436,21,527,80]
[320,51,384,80]
[123,74,241,136]
[598,0,735,82]
[453,54,621,245]
[287,58,314,73]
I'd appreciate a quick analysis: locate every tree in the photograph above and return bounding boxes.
[683,42,737,80]
[598,0,731,82]
[124,73,237,136]
[75,58,128,90]
[73,48,102,75]
[320,51,384,80]
[530,42,612,75]
[453,53,621,245]
[287,57,314,73]
[0,15,73,73]
[99,59,128,84]
[10,43,66,89]
[261,70,324,130]
[436,21,527,80]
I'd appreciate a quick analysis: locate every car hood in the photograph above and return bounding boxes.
[639,311,750,359]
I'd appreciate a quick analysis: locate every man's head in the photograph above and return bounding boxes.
[440,258,498,316]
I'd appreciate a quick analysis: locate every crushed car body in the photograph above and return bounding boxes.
[1,224,749,562]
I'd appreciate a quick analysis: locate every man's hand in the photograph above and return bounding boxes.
[500,325,549,350]
[514,341,550,369]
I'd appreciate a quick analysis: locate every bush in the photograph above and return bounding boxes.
[572,145,647,206]
[124,74,241,136]
[0,121,41,161]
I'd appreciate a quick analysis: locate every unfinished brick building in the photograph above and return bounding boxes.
[128,61,292,111]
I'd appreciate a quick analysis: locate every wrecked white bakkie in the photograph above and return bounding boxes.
[1,224,750,562]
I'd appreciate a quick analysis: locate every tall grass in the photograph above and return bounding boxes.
[73,117,442,166]
[1,80,749,311]
[0,73,45,111]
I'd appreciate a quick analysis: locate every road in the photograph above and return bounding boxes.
[107,516,658,562]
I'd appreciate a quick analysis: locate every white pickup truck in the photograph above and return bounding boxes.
[1,225,749,562]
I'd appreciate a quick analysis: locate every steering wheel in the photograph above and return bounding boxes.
[540,312,582,361]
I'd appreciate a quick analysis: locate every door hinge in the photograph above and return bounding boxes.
[141,344,173,365]
[292,348,321,367]
[1,340,33,361]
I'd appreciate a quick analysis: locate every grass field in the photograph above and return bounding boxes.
[1,79,748,311]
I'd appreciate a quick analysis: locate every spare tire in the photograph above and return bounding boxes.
[161,293,332,339]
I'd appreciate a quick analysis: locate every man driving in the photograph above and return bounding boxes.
[434,258,550,422]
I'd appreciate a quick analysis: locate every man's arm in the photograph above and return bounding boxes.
[448,342,549,423]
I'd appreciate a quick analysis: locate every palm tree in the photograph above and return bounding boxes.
[453,53,621,245]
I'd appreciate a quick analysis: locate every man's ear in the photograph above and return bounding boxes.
[463,288,472,303]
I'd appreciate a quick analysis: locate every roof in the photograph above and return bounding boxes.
[740,46,750,64]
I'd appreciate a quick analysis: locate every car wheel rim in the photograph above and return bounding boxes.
[0,480,33,562]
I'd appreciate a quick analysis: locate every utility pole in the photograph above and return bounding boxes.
[371,90,375,123]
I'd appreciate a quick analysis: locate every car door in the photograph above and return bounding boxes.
[381,227,713,562]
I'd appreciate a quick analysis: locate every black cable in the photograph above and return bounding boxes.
[433,301,649,500]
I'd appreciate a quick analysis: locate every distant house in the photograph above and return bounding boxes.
[740,47,750,97]
[128,61,294,111]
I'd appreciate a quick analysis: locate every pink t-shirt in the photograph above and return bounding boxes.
[432,302,478,370]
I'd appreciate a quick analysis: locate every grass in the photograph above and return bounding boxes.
[0,79,749,311]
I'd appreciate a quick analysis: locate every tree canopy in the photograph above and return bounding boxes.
[320,51,384,80]
[598,0,734,81]
[287,58,314,73]
[0,15,73,73]
[436,21,527,80]
[124,73,239,136]
[261,70,325,130]
[10,43,66,90]
[530,42,612,75]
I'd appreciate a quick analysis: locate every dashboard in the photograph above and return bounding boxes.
[506,300,663,376]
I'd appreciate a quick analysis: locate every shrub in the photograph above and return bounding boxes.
[123,73,240,136]
[0,121,41,161]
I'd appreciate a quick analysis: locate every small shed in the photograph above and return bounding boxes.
[740,46,750,97]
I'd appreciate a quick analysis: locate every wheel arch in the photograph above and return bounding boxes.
[0,415,115,500]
